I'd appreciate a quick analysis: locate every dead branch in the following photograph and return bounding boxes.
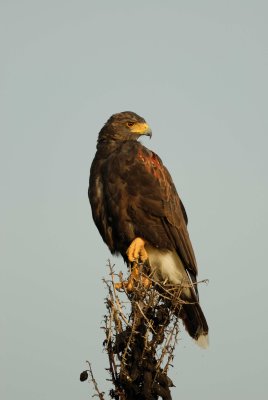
[81,260,205,400]
[80,361,105,400]
[102,260,183,400]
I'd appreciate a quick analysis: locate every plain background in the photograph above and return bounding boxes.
[1,1,267,399]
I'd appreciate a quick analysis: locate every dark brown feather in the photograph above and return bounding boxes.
[90,139,197,279]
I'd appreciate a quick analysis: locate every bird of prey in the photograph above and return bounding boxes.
[89,111,209,348]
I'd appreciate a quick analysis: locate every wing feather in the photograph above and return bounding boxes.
[116,142,198,276]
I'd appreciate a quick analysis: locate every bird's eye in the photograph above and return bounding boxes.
[127,122,135,127]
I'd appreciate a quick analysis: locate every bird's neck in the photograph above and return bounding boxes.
[96,136,138,156]
[97,137,120,151]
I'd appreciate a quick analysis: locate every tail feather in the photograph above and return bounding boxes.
[181,303,209,348]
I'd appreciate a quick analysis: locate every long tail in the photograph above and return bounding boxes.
[181,302,209,348]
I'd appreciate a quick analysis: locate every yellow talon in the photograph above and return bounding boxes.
[126,237,148,263]
[114,238,151,292]
[114,263,151,292]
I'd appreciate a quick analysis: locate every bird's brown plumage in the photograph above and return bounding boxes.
[89,111,208,346]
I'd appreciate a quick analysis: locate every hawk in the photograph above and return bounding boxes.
[89,111,209,348]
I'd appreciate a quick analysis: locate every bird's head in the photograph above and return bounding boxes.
[98,111,152,144]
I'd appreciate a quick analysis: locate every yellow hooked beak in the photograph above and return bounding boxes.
[129,122,152,138]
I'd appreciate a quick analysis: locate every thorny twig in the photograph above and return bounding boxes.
[83,361,105,400]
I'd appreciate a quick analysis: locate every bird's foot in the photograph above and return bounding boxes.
[114,238,150,292]
[126,237,148,263]
[114,263,151,292]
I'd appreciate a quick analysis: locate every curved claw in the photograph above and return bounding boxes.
[114,263,151,292]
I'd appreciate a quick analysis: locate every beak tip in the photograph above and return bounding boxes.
[146,129,152,139]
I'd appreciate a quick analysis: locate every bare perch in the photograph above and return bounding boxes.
[103,261,184,400]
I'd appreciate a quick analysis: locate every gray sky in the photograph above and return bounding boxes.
[1,1,268,399]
